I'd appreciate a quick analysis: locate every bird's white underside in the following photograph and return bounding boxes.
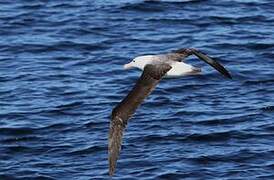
[165,61,200,77]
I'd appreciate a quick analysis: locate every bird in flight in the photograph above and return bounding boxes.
[108,48,232,176]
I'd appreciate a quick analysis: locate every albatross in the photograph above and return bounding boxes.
[108,48,232,176]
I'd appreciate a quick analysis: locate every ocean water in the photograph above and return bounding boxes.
[1,0,274,179]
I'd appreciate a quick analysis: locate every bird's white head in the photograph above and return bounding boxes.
[124,55,154,70]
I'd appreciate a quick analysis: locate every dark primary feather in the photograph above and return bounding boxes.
[108,63,172,176]
[173,48,232,79]
[191,50,232,79]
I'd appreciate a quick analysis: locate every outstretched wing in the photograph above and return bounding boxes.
[109,63,172,176]
[171,48,232,79]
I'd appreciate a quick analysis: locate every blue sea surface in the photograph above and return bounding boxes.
[1,0,274,179]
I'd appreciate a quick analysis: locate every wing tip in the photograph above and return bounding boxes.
[108,148,117,176]
[108,116,125,177]
[109,165,115,176]
[219,67,232,79]
[225,72,232,79]
[220,66,233,79]
[219,68,233,79]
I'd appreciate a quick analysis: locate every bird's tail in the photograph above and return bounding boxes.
[187,67,202,75]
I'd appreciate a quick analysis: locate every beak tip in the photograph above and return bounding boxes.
[124,63,131,69]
